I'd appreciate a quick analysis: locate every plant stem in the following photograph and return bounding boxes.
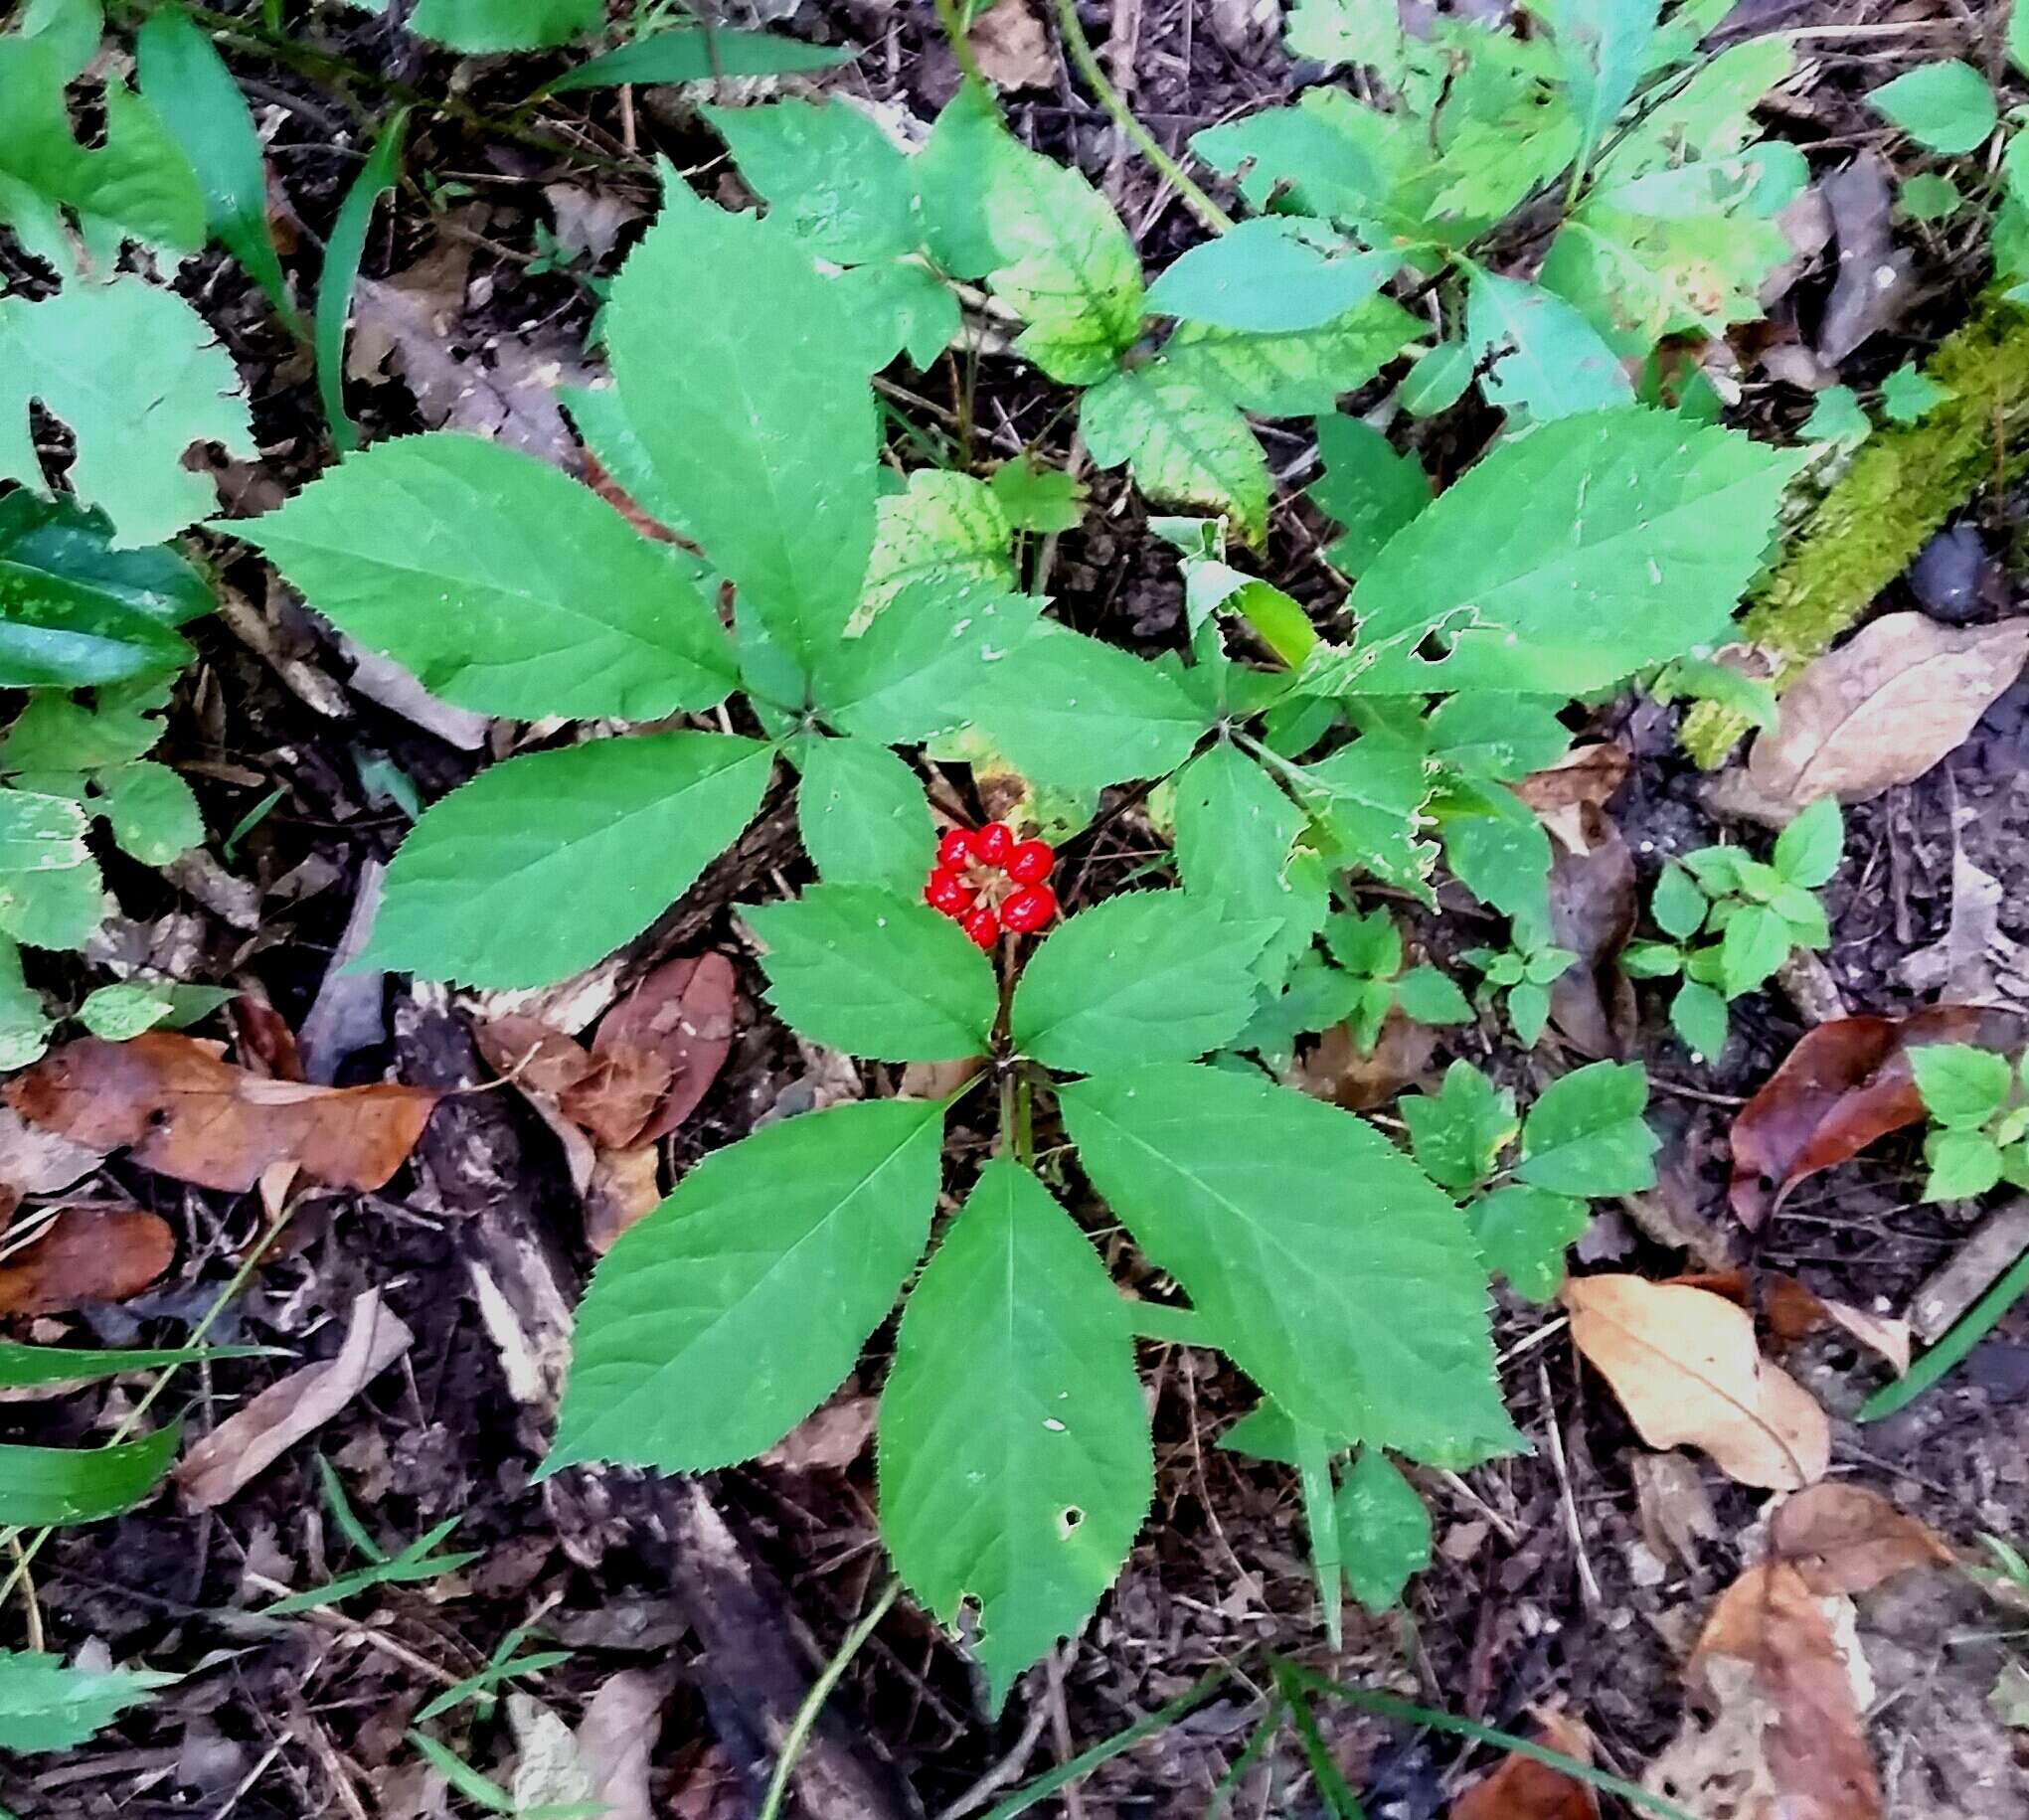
[1044,0,1233,235]
[757,1579,902,1820]
[930,0,988,87]
[1858,1242,2029,1422]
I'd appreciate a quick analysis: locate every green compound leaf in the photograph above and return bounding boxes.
[1081,368,1268,549]
[1515,1061,1657,1197]
[1158,297,1423,417]
[0,493,210,687]
[1060,1064,1518,1465]
[1308,414,1430,576]
[1466,1184,1589,1302]
[606,180,876,688]
[135,10,297,325]
[1324,410,1801,698]
[862,471,1015,613]
[548,26,853,91]
[0,1423,180,1527]
[1866,60,1997,157]
[1335,1448,1431,1612]
[239,433,735,722]
[0,1648,177,1755]
[815,582,1045,745]
[406,0,601,53]
[1912,1044,2015,1132]
[97,759,202,865]
[0,276,252,549]
[1399,1061,1518,1194]
[795,736,934,897]
[1146,218,1395,333]
[549,1097,942,1472]
[0,934,52,1066]
[967,626,1211,793]
[744,886,998,1063]
[706,98,917,264]
[1171,744,1326,992]
[363,733,771,989]
[1011,892,1270,1074]
[1465,268,1633,421]
[880,1161,1152,1712]
[916,82,1143,383]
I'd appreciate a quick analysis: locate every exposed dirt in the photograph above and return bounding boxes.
[7,2,2029,1816]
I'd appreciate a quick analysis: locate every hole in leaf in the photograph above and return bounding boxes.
[1058,1506,1084,1538]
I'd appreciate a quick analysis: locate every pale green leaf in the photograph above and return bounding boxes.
[548,1097,942,1471]
[0,493,208,687]
[705,98,917,263]
[1011,892,1269,1073]
[967,626,1210,792]
[0,788,99,950]
[1515,1061,1657,1196]
[1719,902,1791,997]
[1881,361,1952,425]
[1399,341,1474,416]
[0,934,52,1067]
[1320,410,1800,697]
[1912,1044,2013,1132]
[606,180,876,686]
[1146,219,1395,333]
[0,276,252,548]
[0,1649,176,1755]
[363,733,772,988]
[831,257,960,370]
[1290,730,1437,895]
[1867,61,1997,157]
[1771,796,1842,890]
[1400,1060,1517,1192]
[1652,863,1709,940]
[1060,1064,1518,1464]
[1171,744,1326,990]
[406,0,601,53]
[795,737,935,896]
[744,885,998,1062]
[1335,1448,1430,1611]
[1669,978,1729,1060]
[862,471,1014,614]
[1465,268,1633,420]
[2,683,167,775]
[990,459,1086,534]
[1601,36,1793,180]
[1924,1128,2005,1202]
[1507,979,1551,1046]
[880,1161,1151,1711]
[1308,414,1429,576]
[547,27,853,91]
[1158,296,1423,416]
[1465,1184,1588,1301]
[1082,369,1268,548]
[1284,0,1408,83]
[76,981,181,1041]
[1900,172,1963,222]
[97,759,201,865]
[239,433,735,721]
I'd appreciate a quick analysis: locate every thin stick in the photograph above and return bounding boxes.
[757,1580,903,1820]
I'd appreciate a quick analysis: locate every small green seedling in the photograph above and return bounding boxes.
[1623,797,1844,1061]
[1912,1043,2029,1202]
[1458,935,1579,1047]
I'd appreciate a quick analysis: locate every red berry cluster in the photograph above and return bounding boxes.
[925,822,1058,948]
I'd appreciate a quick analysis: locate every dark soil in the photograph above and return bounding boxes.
[6,2,2029,1816]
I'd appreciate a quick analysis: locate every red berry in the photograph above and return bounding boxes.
[1004,839,1054,885]
[1000,884,1057,933]
[926,867,974,915]
[960,904,1001,948]
[936,827,974,869]
[974,821,1014,867]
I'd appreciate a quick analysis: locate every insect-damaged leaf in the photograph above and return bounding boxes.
[1727,1005,2028,1228]
[879,1161,1150,1711]
[4,1034,439,1193]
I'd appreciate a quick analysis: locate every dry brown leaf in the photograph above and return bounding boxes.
[1289,1011,1437,1111]
[1647,1561,1882,1820]
[899,1056,987,1099]
[573,1669,677,1820]
[969,0,1055,89]
[1451,1710,1600,1819]
[475,1015,597,1102]
[1672,1269,1911,1376]
[584,1144,662,1254]
[227,993,304,1081]
[5,1034,440,1194]
[177,1288,413,1509]
[1515,744,1631,852]
[1563,1274,1830,1490]
[1631,1451,1720,1569]
[0,1206,175,1315]
[593,954,738,1142]
[1745,613,2029,810]
[759,1393,877,1473]
[1546,804,1637,1058]
[1770,1483,1953,1594]
[0,1103,104,1195]
[564,1051,675,1151]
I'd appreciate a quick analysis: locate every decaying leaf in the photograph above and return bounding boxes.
[1546,804,1637,1058]
[584,1144,661,1254]
[5,1035,441,1194]
[176,1287,413,1509]
[0,1103,105,1196]
[969,0,1055,90]
[1728,1006,2027,1228]
[0,1206,175,1315]
[1515,744,1630,851]
[1451,1709,1600,1818]
[1631,1451,1720,1569]
[592,954,739,1143]
[573,1668,678,1820]
[1646,1561,1882,1820]
[1563,1274,1830,1490]
[1674,1268,1911,1377]
[1289,1010,1437,1110]
[758,1392,877,1473]
[1744,614,2029,811]
[1769,1483,1953,1594]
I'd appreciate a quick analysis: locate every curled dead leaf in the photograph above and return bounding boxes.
[584,1144,662,1254]
[1289,1011,1437,1111]
[1515,743,1631,852]
[0,1206,175,1315]
[1769,1482,1953,1594]
[1728,1006,2028,1228]
[1450,1709,1600,1818]
[1563,1274,1830,1490]
[968,0,1055,90]
[1671,1269,1911,1377]
[4,1035,441,1195]
[1745,613,2029,811]
[593,954,739,1143]
[1546,804,1637,1058]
